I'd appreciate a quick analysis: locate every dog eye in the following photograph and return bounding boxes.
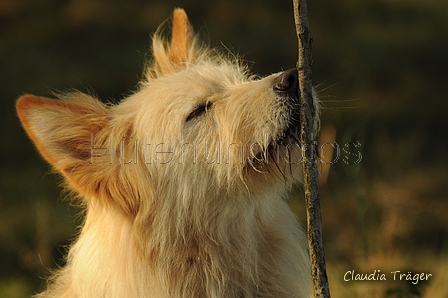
[186,102,212,122]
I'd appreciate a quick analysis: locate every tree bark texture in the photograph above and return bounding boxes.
[293,1,331,297]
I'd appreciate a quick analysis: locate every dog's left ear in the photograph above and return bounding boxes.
[16,94,110,199]
[17,94,144,214]
[150,8,198,77]
[16,94,110,169]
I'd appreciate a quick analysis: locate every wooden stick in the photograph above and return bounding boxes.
[292,1,331,297]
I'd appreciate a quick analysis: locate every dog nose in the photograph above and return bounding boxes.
[273,68,298,94]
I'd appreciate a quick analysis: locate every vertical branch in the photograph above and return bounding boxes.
[293,0,331,297]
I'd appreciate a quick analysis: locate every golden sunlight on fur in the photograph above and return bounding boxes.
[16,8,320,298]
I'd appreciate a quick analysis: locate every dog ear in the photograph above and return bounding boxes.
[17,94,143,214]
[16,94,109,169]
[168,8,192,67]
[16,94,109,197]
[150,8,197,77]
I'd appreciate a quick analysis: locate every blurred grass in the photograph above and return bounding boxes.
[1,0,447,297]
[0,278,33,298]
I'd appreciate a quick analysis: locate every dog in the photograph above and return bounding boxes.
[17,9,319,298]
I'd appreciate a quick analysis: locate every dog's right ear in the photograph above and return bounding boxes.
[167,8,192,67]
[149,8,199,77]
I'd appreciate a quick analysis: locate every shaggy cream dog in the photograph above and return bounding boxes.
[17,9,319,298]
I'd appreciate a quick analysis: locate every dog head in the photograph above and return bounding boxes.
[16,9,320,214]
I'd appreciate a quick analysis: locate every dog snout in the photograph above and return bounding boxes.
[273,68,298,96]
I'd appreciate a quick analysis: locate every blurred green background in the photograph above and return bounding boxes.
[1,0,447,297]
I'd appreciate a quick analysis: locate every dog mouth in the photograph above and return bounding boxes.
[250,69,302,166]
[251,131,301,166]
[271,68,302,153]
[273,67,302,135]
